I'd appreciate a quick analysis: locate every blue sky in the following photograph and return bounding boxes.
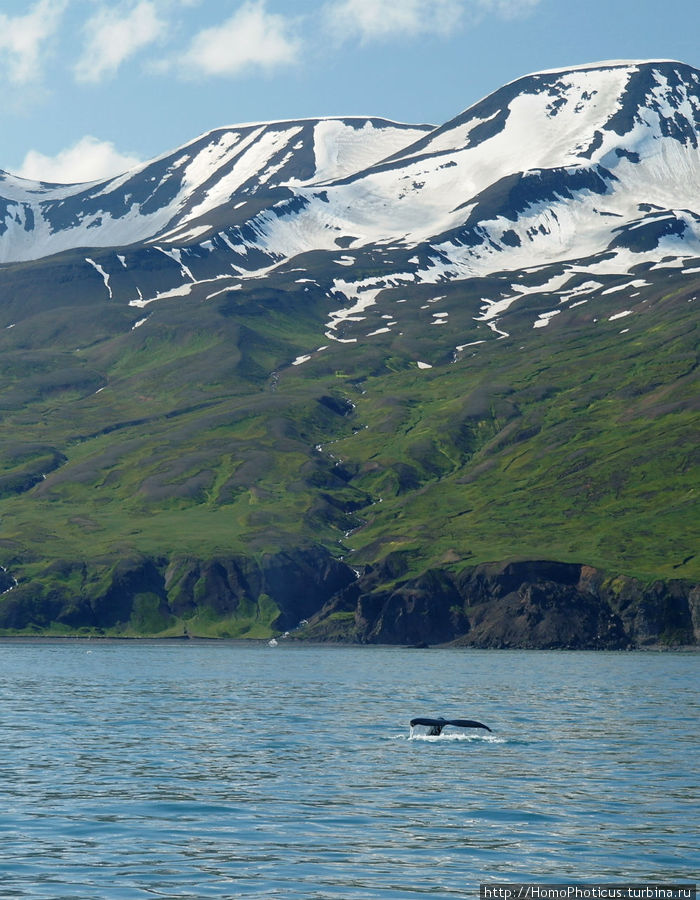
[1,0,699,183]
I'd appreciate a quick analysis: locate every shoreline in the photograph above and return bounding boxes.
[0,634,697,652]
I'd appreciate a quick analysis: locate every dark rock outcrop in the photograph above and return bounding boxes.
[0,548,696,647]
[262,546,356,630]
[305,558,699,649]
[0,544,357,636]
[0,567,16,594]
[165,554,262,617]
[90,555,168,629]
[353,569,469,645]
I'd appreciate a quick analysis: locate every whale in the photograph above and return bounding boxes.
[410,717,492,736]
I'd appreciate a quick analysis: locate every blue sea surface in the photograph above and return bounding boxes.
[0,642,697,898]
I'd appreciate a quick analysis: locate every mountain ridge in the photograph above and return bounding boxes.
[0,116,434,263]
[2,59,699,270]
[0,60,698,644]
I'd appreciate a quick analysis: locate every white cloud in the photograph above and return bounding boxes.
[324,0,464,42]
[324,0,542,42]
[16,136,142,184]
[176,0,301,78]
[0,0,66,84]
[75,1,166,84]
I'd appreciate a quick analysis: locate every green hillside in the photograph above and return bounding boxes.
[0,254,697,638]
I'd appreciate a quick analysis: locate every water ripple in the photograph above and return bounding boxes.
[0,642,697,897]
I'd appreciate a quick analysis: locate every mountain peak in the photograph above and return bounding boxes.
[0,60,697,280]
[0,63,698,644]
[525,58,687,77]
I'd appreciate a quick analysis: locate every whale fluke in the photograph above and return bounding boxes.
[410,717,492,736]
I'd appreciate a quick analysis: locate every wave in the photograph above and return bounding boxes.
[390,731,507,743]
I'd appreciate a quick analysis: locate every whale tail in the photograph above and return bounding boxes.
[409,717,492,736]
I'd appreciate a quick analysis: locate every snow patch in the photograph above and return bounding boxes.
[85,257,113,299]
[325,278,386,340]
[533,309,561,328]
[157,246,196,282]
[458,340,487,350]
[602,279,649,295]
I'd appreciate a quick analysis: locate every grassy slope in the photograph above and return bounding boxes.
[0,258,697,635]
[287,263,699,582]
[0,284,345,562]
[335,308,698,580]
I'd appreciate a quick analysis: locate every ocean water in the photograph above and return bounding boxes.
[0,641,697,899]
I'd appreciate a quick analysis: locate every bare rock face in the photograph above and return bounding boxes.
[448,574,620,650]
[599,575,697,646]
[306,558,699,649]
[689,587,700,644]
[354,569,469,645]
[0,547,696,647]
[261,547,357,631]
[0,567,16,594]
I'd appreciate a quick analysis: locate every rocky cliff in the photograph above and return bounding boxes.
[1,549,696,648]
[305,555,699,649]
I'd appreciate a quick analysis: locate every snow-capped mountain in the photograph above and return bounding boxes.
[0,117,432,264]
[1,61,698,644]
[1,60,698,340]
[243,60,700,274]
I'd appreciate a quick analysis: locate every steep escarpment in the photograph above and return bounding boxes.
[0,548,696,647]
[305,556,699,649]
[0,546,355,638]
